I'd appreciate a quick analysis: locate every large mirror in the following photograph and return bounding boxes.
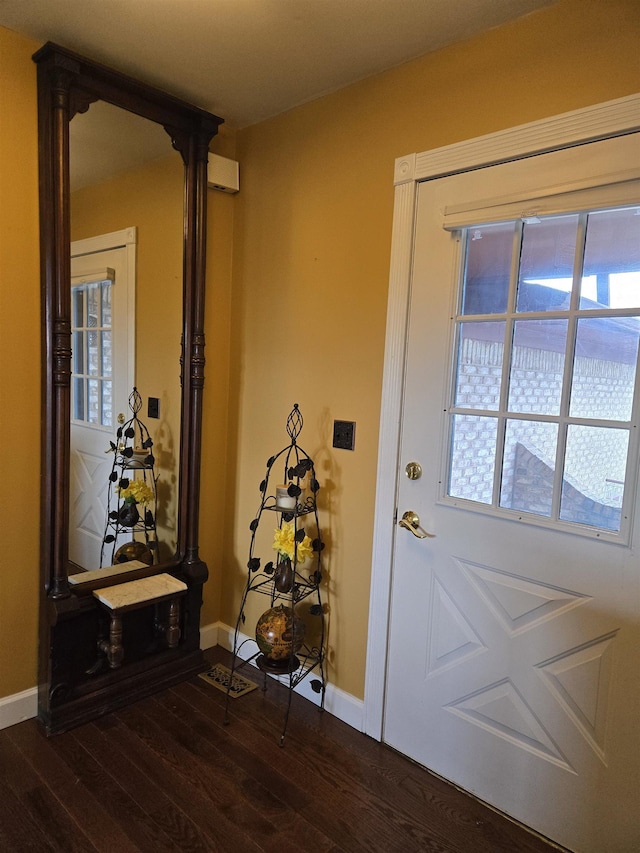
[68,102,183,570]
[34,42,223,734]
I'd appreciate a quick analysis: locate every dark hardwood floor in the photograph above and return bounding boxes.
[0,647,560,852]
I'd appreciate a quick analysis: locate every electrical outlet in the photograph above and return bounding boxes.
[148,397,160,419]
[333,420,356,451]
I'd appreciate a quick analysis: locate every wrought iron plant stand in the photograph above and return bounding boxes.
[224,404,326,744]
[100,388,159,567]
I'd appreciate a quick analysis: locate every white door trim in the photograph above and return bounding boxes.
[364,93,640,741]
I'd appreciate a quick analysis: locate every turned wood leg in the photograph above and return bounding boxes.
[107,614,124,668]
[166,598,181,648]
[153,597,181,648]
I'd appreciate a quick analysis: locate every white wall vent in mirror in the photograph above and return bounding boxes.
[208,153,239,193]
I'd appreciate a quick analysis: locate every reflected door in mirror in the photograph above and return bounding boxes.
[69,243,133,570]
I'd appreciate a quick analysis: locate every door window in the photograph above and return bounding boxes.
[444,205,640,539]
[71,278,113,428]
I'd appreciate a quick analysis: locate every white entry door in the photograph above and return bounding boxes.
[69,232,135,570]
[384,134,640,852]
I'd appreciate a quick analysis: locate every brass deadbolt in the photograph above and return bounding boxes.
[405,461,423,480]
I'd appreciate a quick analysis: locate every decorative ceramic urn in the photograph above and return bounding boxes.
[255,604,305,671]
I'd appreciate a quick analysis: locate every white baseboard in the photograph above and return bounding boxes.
[1,622,365,734]
[201,621,365,733]
[0,686,38,731]
[199,620,221,652]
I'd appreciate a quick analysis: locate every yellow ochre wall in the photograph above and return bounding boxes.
[0,27,40,698]
[225,0,640,699]
[1,0,639,703]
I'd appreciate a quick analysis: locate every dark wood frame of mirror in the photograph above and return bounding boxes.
[34,42,223,734]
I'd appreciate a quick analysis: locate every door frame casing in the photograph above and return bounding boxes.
[364,93,640,741]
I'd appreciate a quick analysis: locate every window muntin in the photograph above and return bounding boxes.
[444,205,640,538]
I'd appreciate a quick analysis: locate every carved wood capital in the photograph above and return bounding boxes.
[165,125,190,164]
[69,90,99,121]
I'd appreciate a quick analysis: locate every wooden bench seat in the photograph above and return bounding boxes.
[93,573,187,669]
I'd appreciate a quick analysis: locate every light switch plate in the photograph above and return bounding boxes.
[333,420,356,451]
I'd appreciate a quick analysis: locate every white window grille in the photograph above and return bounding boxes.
[442,204,640,542]
[70,269,115,429]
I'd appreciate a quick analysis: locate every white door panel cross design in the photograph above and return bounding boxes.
[383,133,640,853]
[70,445,112,547]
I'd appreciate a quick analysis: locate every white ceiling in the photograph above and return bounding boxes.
[1,0,554,129]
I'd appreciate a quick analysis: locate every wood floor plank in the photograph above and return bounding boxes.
[0,733,97,852]
[7,721,141,853]
[153,689,338,853]
[119,693,339,853]
[111,701,266,853]
[194,648,558,853]
[168,683,387,852]
[2,645,559,853]
[76,721,220,853]
[238,669,552,853]
[45,723,186,852]
[0,774,58,853]
[175,680,455,853]
[183,677,453,849]
[217,674,549,853]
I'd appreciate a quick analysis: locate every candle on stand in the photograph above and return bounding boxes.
[275,485,296,510]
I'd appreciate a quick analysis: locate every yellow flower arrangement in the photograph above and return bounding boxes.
[273,521,313,564]
[117,480,154,505]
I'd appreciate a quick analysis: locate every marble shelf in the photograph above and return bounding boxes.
[93,573,187,611]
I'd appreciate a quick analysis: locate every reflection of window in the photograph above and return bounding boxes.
[445,205,640,538]
[71,279,113,428]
